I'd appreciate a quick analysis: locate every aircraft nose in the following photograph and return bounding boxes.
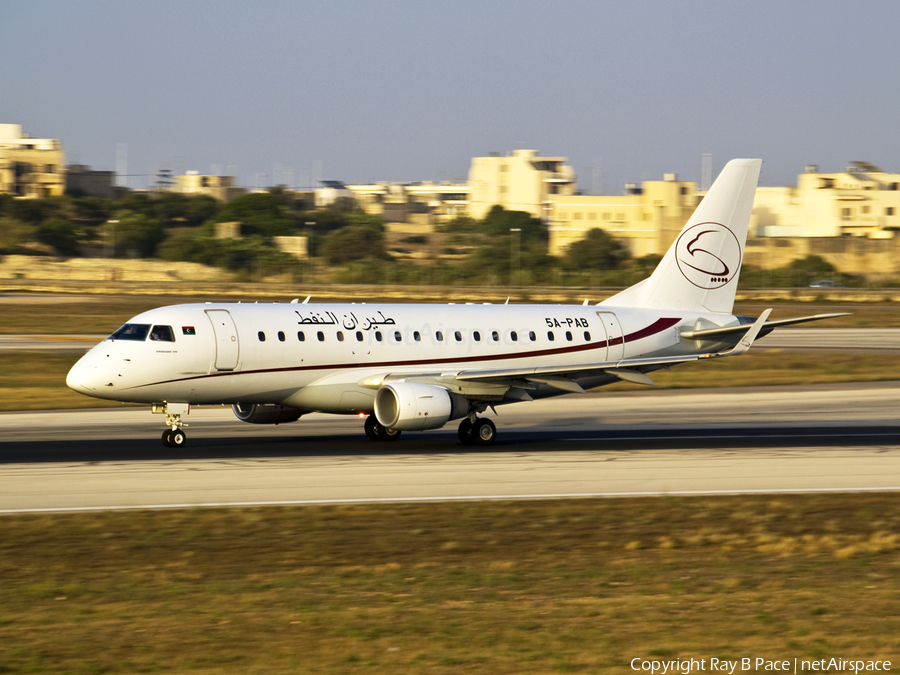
[66,353,100,393]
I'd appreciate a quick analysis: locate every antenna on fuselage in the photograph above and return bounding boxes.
[302,296,311,304]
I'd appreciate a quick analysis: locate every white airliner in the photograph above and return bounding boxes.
[67,159,843,447]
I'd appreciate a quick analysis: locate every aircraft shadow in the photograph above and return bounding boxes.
[1,424,897,464]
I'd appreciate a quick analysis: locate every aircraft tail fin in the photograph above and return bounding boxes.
[602,158,761,314]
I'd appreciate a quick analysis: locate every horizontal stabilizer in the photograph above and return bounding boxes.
[680,312,850,340]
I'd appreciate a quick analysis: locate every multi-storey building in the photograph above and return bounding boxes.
[549,175,700,258]
[467,149,576,221]
[753,162,900,238]
[0,124,65,197]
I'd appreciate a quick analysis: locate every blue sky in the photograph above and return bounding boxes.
[2,1,898,192]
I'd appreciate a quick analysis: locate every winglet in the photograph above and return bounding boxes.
[722,308,772,356]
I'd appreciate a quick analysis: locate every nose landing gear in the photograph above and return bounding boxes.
[153,402,190,448]
[162,427,187,448]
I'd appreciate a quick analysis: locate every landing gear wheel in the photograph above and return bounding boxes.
[364,415,380,441]
[169,428,187,448]
[458,418,475,445]
[365,415,401,441]
[161,429,173,447]
[472,418,496,446]
[376,424,401,441]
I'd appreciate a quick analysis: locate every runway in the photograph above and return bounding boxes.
[2,382,898,513]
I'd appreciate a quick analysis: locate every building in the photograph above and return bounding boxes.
[65,164,121,199]
[175,171,246,202]
[753,162,900,239]
[348,181,469,226]
[467,149,576,221]
[315,180,354,208]
[548,174,700,258]
[0,124,65,197]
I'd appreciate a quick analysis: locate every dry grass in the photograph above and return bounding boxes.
[1,495,898,673]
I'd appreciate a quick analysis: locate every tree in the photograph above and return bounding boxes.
[36,217,80,256]
[321,225,387,264]
[481,206,545,242]
[113,211,166,257]
[214,192,294,237]
[564,228,630,270]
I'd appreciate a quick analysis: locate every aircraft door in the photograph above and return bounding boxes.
[205,309,240,371]
[596,312,624,360]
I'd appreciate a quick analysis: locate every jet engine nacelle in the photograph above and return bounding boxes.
[232,403,304,425]
[374,382,463,431]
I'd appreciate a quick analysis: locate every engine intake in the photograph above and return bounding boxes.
[232,403,303,425]
[374,382,461,431]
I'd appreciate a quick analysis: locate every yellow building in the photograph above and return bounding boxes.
[467,149,576,221]
[0,123,65,197]
[549,175,700,258]
[175,171,246,201]
[753,162,900,239]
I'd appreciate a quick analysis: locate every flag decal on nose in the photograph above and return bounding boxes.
[182,326,196,336]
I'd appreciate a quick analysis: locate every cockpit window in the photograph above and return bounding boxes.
[150,325,176,342]
[109,323,151,341]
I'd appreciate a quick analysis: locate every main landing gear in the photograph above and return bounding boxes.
[361,414,496,446]
[458,416,497,446]
[364,414,402,442]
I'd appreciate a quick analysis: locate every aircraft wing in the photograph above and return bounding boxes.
[445,310,773,393]
[679,312,849,340]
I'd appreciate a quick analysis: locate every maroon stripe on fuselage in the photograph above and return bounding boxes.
[130,317,681,390]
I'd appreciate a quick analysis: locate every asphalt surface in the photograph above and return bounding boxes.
[2,383,898,512]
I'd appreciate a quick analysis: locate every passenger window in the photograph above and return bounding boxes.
[584,331,591,341]
[436,331,443,342]
[375,331,383,342]
[356,331,363,341]
[317,331,325,342]
[298,331,305,341]
[258,331,266,342]
[394,331,402,342]
[455,331,462,342]
[149,325,175,342]
[510,331,518,342]
[547,331,555,341]
[529,331,536,341]
[278,331,285,342]
[566,331,573,341]
[337,331,344,342]
[110,323,150,341]
[492,331,499,342]
[414,331,421,342]
[473,331,481,342]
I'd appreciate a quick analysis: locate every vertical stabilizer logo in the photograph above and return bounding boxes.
[675,222,742,290]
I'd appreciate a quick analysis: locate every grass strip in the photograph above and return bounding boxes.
[1,495,898,673]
